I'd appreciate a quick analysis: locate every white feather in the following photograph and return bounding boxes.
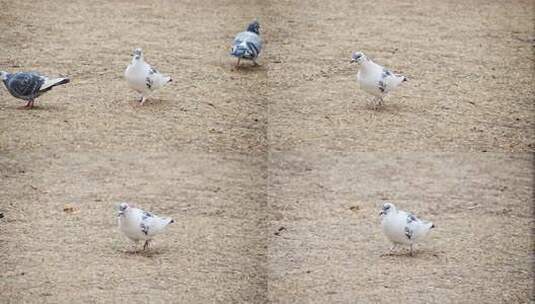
[40,77,69,91]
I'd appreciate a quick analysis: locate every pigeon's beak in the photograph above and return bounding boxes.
[379,210,385,216]
[350,59,356,63]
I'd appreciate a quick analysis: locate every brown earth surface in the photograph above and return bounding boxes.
[268,153,533,303]
[0,0,533,303]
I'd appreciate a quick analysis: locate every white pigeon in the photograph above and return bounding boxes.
[124,48,172,105]
[379,202,435,256]
[350,51,407,108]
[117,202,174,251]
[230,20,262,67]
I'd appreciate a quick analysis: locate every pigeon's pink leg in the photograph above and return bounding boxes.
[236,58,241,68]
[139,96,146,106]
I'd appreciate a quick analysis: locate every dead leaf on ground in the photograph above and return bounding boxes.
[349,205,360,212]
[63,204,77,214]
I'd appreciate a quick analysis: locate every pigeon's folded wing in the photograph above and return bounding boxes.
[233,32,262,58]
[8,73,45,98]
[382,69,404,92]
[144,67,170,90]
[140,212,171,236]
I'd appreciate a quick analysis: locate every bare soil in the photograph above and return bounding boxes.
[268,153,533,303]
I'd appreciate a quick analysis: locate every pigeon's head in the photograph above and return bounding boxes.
[132,48,143,60]
[379,202,396,216]
[118,202,130,216]
[350,51,367,64]
[0,71,8,81]
[246,20,260,35]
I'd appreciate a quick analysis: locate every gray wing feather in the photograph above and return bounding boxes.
[140,222,149,235]
[141,211,153,221]
[233,31,262,58]
[406,213,417,223]
[404,226,413,240]
[6,73,45,100]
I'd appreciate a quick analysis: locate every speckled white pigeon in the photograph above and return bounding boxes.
[124,48,172,105]
[380,202,435,256]
[350,51,407,108]
[117,202,174,251]
[0,71,69,109]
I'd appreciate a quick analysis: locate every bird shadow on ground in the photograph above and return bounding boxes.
[11,104,63,112]
[380,249,442,259]
[128,98,180,109]
[361,102,409,114]
[120,247,168,258]
[230,64,267,74]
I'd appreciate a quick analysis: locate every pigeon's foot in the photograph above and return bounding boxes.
[368,97,385,111]
[138,97,147,106]
[19,100,35,110]
[143,240,150,251]
[378,98,385,107]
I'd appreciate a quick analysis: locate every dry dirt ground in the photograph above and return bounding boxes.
[0,0,533,303]
[268,153,533,303]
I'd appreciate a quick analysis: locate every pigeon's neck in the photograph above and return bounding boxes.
[386,209,397,217]
[360,60,375,71]
[246,24,260,35]
[132,57,144,65]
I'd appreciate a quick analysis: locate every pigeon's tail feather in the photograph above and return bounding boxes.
[40,77,70,91]
[402,76,408,82]
[430,223,435,229]
[231,45,248,57]
[169,219,175,224]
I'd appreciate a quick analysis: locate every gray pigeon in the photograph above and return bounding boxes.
[0,71,70,108]
[231,20,263,67]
